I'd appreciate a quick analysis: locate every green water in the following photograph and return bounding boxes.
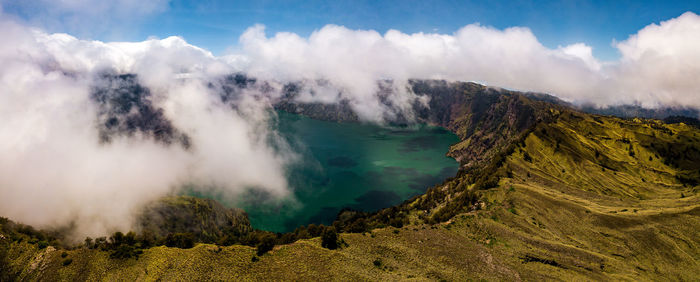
[205,111,459,232]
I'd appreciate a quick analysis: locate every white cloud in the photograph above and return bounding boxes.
[0,16,292,240]
[230,12,700,110]
[558,43,602,71]
[233,23,601,117]
[608,12,700,108]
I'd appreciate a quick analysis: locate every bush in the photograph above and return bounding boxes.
[62,258,73,266]
[217,235,239,246]
[293,226,311,240]
[164,233,195,249]
[84,237,93,249]
[373,258,382,267]
[389,217,404,228]
[256,234,276,256]
[37,241,49,249]
[346,218,367,233]
[110,232,123,245]
[137,231,156,248]
[321,227,339,250]
[307,224,322,237]
[109,245,142,259]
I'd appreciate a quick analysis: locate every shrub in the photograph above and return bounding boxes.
[346,218,367,233]
[37,241,49,249]
[109,245,142,259]
[278,233,297,245]
[373,258,382,267]
[137,231,156,248]
[256,234,276,256]
[164,233,195,249]
[389,217,404,228]
[109,232,125,247]
[321,227,339,250]
[293,226,311,240]
[307,224,322,237]
[94,237,107,247]
[62,258,73,266]
[217,235,239,246]
[84,237,93,249]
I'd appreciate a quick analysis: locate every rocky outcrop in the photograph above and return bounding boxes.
[409,80,556,169]
[91,73,191,148]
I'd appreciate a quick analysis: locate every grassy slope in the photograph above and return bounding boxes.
[490,110,700,280]
[3,107,700,281]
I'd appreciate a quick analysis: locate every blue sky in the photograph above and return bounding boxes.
[3,0,699,60]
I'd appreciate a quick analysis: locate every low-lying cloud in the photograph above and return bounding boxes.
[0,17,291,239]
[0,11,699,239]
[233,11,700,110]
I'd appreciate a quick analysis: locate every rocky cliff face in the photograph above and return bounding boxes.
[408,80,554,169]
[91,73,191,148]
[271,79,556,169]
[87,72,700,173]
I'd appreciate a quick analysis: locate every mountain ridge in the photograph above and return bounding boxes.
[1,76,699,280]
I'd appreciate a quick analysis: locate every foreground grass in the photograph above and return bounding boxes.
[6,182,698,281]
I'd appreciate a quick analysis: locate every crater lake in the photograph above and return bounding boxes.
[194,111,460,232]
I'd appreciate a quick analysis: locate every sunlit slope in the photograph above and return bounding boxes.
[474,110,700,280]
[391,109,700,279]
[509,110,699,208]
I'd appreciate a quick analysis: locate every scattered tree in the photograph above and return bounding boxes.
[321,227,339,250]
[164,233,195,249]
[256,234,276,256]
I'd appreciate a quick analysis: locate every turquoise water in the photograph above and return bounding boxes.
[203,112,459,232]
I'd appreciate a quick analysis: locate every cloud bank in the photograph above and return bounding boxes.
[0,17,291,239]
[233,11,700,110]
[0,11,699,239]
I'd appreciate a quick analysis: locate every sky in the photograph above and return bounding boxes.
[2,0,698,60]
